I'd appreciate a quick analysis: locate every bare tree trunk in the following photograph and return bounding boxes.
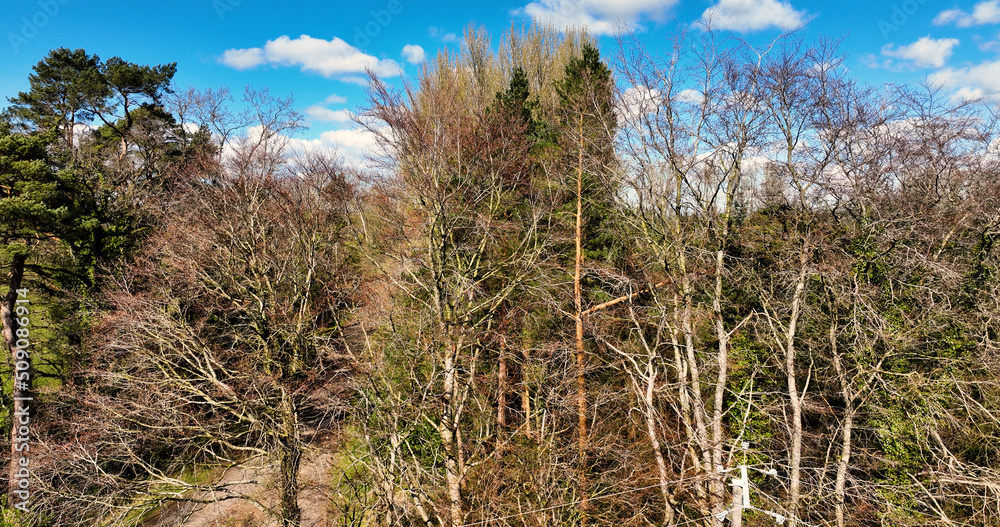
[605,302,678,526]
[498,343,508,428]
[711,245,729,520]
[573,114,589,525]
[3,254,28,509]
[442,335,464,526]
[831,323,853,527]
[278,388,301,527]
[785,250,808,527]
[641,364,675,525]
[521,348,532,439]
[672,221,715,519]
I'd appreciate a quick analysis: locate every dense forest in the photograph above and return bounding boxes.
[3,23,1000,527]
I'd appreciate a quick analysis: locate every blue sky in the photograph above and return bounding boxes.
[3,0,1000,155]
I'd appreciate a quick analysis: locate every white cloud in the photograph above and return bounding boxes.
[930,58,1000,101]
[428,26,458,42]
[305,106,354,123]
[933,1,1000,27]
[977,33,1000,52]
[700,0,808,32]
[220,35,403,79]
[402,44,426,64]
[319,127,384,167]
[676,88,704,104]
[881,36,960,68]
[320,128,379,152]
[237,125,382,169]
[339,76,371,86]
[617,86,707,126]
[618,85,662,124]
[955,86,986,101]
[933,9,964,26]
[220,48,266,70]
[860,53,889,70]
[324,93,348,104]
[515,0,678,35]
[72,123,94,148]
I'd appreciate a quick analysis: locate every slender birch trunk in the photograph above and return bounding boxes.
[785,249,808,527]
[641,363,676,525]
[831,323,853,527]
[441,334,464,526]
[711,244,729,521]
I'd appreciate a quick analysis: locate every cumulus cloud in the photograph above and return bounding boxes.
[324,93,348,104]
[220,35,403,79]
[305,106,354,123]
[881,36,960,68]
[929,58,1000,101]
[320,128,379,154]
[220,48,266,70]
[277,127,384,168]
[700,0,808,32]
[934,0,1000,27]
[402,44,426,64]
[618,85,662,124]
[676,88,704,104]
[515,0,678,35]
[217,123,383,171]
[617,86,708,126]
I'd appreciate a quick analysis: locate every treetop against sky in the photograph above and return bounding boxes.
[2,0,999,160]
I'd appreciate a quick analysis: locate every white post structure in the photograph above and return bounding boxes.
[731,464,749,527]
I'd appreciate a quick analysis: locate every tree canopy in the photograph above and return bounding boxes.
[6,27,1000,527]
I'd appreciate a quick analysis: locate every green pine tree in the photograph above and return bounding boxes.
[7,48,108,149]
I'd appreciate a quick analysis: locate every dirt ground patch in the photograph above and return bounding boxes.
[142,449,338,527]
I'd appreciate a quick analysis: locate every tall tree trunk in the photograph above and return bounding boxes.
[641,365,675,526]
[831,323,853,527]
[3,254,29,510]
[785,250,808,527]
[573,114,588,525]
[711,245,729,522]
[278,388,301,527]
[441,335,464,526]
[662,168,715,520]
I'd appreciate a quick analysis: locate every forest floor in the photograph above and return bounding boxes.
[139,250,392,527]
[140,445,340,527]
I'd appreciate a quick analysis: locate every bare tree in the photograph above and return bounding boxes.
[357,56,547,525]
[616,28,774,524]
[32,90,356,527]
